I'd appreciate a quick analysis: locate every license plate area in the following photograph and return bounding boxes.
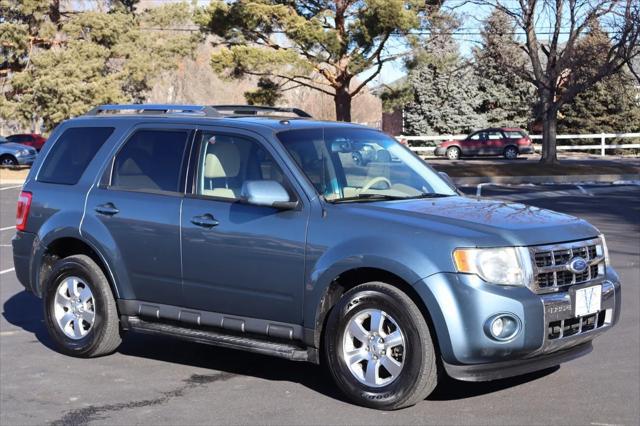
[571,285,602,317]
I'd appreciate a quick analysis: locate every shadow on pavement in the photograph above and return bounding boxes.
[4,289,558,404]
[428,367,558,401]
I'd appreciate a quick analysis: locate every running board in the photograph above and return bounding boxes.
[124,316,314,362]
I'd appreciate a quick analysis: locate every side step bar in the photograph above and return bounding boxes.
[123,316,315,362]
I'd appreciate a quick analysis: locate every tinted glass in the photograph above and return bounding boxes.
[195,132,289,199]
[505,131,526,139]
[278,128,456,202]
[112,130,189,193]
[38,127,114,185]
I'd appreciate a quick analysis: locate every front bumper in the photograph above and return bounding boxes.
[519,146,534,154]
[15,153,36,165]
[434,147,447,156]
[413,270,620,381]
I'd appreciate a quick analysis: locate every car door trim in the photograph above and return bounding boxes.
[117,299,305,341]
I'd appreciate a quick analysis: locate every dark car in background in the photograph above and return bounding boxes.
[435,128,534,160]
[7,133,47,151]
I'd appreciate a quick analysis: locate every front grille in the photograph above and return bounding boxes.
[529,238,605,293]
[547,311,607,340]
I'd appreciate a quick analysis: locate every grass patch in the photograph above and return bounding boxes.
[432,162,640,177]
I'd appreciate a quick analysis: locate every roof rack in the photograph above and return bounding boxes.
[210,105,312,118]
[84,104,312,119]
[85,104,220,117]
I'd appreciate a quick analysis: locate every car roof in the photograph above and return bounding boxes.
[67,113,373,134]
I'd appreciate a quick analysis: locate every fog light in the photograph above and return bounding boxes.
[485,314,520,341]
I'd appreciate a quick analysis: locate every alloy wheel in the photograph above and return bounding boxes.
[53,276,96,340]
[342,309,406,388]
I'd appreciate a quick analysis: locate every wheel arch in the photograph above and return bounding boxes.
[36,236,120,300]
[310,267,442,360]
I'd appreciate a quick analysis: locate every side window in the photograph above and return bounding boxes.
[111,130,190,193]
[38,127,114,185]
[487,131,503,140]
[195,132,290,200]
[469,132,482,141]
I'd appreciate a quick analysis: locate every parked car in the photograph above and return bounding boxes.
[6,133,47,151]
[13,104,620,410]
[0,139,37,166]
[434,127,534,160]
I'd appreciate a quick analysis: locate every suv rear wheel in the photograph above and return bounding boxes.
[324,282,438,410]
[43,255,121,357]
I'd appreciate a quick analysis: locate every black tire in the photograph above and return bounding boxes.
[503,145,518,159]
[43,255,121,357]
[324,282,439,410]
[446,146,461,160]
[0,155,18,166]
[352,151,365,166]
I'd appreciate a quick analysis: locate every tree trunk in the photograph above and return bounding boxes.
[540,106,560,164]
[334,87,352,122]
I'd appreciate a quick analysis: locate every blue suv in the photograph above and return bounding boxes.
[12,104,621,410]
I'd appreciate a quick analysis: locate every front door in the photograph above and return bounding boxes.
[180,129,308,324]
[86,127,192,305]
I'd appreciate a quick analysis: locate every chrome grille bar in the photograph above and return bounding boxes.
[528,237,605,294]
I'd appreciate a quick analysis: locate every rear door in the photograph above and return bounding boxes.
[85,125,193,305]
[484,130,505,155]
[180,128,309,324]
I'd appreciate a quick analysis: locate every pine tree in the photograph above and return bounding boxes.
[403,14,485,135]
[1,1,199,131]
[472,10,534,128]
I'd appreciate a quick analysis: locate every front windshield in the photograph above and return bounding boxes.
[277,127,456,202]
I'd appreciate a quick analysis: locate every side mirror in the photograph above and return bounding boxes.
[241,180,298,210]
[438,171,457,190]
[330,140,353,153]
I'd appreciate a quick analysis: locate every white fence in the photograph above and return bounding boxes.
[399,132,640,156]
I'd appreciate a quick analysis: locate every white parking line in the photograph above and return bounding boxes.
[0,267,15,275]
[0,226,15,231]
[0,185,22,191]
[576,185,594,196]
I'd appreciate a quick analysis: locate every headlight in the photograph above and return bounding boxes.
[18,149,29,155]
[597,234,610,266]
[453,247,533,286]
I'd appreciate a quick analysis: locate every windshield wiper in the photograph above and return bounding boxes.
[327,193,409,203]
[406,193,455,199]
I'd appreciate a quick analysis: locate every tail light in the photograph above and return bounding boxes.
[16,191,32,232]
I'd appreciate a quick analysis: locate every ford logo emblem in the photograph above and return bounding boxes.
[568,257,588,273]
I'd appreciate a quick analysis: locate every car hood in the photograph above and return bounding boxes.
[343,195,599,247]
[0,142,32,151]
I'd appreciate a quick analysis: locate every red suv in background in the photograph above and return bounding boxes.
[434,128,534,160]
[6,133,47,151]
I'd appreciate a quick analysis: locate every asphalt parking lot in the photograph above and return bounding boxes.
[1,183,639,425]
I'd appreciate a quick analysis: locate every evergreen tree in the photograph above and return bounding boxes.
[403,14,485,135]
[472,10,534,128]
[1,1,199,131]
[558,22,640,134]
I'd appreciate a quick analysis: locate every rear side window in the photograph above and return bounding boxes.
[111,130,190,193]
[38,127,114,185]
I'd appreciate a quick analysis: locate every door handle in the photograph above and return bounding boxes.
[95,203,119,216]
[191,214,219,228]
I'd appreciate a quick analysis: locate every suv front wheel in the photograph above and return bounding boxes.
[43,255,122,357]
[324,282,438,410]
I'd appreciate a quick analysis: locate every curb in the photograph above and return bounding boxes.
[450,174,640,186]
[0,179,25,185]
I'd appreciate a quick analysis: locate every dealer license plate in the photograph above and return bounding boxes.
[574,285,602,317]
